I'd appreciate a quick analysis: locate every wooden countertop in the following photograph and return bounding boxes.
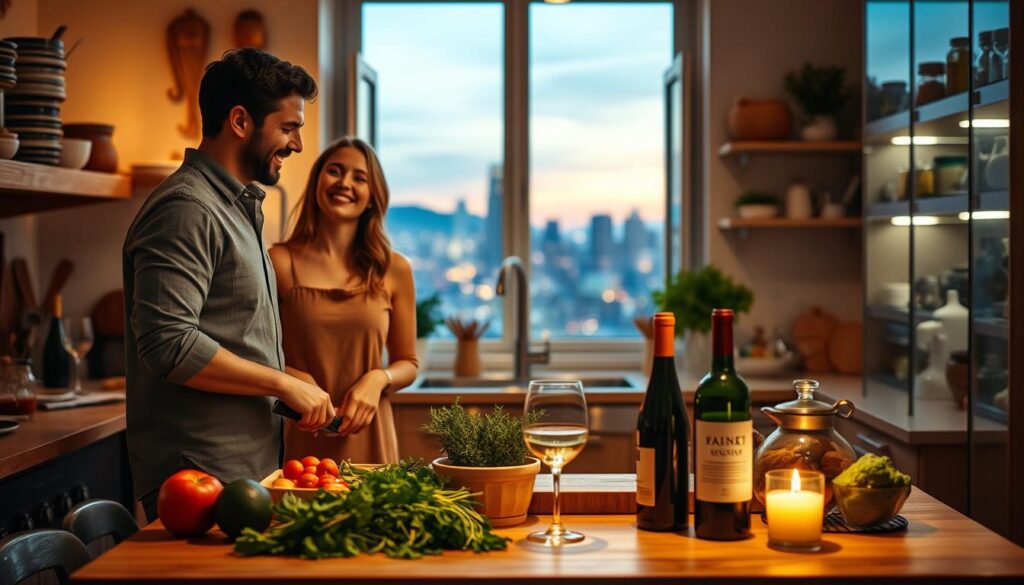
[0,399,126,481]
[72,488,1024,584]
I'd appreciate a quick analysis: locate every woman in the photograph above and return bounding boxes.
[269,136,419,463]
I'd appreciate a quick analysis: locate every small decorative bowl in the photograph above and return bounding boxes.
[832,483,911,528]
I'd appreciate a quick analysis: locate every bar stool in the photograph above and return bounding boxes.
[62,500,139,556]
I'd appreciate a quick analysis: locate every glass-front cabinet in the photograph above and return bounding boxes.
[863,0,1011,537]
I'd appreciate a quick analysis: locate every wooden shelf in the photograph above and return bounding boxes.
[0,159,132,218]
[718,217,861,230]
[718,140,862,158]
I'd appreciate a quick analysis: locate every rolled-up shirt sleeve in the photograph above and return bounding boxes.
[128,197,223,384]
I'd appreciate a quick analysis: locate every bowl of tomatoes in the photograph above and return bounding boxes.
[260,457,377,502]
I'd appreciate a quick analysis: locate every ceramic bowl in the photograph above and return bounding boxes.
[0,135,19,159]
[736,352,795,377]
[737,204,779,219]
[58,137,92,169]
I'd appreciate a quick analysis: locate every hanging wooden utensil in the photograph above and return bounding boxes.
[41,259,74,317]
[166,9,210,139]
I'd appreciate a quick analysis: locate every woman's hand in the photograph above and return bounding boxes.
[337,370,389,436]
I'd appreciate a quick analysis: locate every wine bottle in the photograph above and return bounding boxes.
[42,294,71,388]
[694,308,752,540]
[636,312,689,531]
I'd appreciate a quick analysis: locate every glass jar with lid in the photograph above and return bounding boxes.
[977,30,997,86]
[0,359,39,417]
[946,37,970,95]
[916,62,946,106]
[753,379,857,510]
[993,28,1009,83]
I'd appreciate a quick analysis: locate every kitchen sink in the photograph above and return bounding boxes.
[411,376,641,391]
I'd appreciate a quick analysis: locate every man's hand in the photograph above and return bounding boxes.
[337,370,387,436]
[280,375,335,433]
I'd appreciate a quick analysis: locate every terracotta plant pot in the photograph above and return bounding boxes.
[728,98,793,140]
[431,457,540,527]
[62,123,118,173]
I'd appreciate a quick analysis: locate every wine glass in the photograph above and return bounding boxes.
[522,379,588,546]
[61,317,94,394]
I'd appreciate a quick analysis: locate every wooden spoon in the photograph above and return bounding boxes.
[41,258,74,315]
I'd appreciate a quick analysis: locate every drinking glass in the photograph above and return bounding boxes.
[62,317,94,394]
[522,379,588,545]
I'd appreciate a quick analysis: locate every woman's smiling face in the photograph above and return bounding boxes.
[315,146,372,223]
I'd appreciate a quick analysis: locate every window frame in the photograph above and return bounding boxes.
[330,0,696,367]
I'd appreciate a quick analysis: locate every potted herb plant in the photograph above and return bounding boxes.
[652,266,754,375]
[424,399,542,527]
[734,191,781,219]
[784,62,851,142]
[416,293,444,373]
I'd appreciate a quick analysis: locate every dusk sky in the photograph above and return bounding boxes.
[362,1,674,230]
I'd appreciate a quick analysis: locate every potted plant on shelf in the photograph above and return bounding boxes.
[416,293,444,373]
[784,62,851,142]
[424,399,542,527]
[735,191,781,219]
[653,266,754,376]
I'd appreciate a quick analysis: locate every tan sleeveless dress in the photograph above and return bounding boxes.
[277,245,400,464]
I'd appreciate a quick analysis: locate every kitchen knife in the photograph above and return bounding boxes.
[272,400,344,434]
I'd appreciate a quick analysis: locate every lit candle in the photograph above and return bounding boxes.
[765,469,824,551]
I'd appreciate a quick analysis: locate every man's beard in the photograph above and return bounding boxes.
[241,132,288,186]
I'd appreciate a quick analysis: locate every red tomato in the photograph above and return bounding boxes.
[297,473,320,489]
[282,460,304,481]
[157,469,223,537]
[317,475,337,488]
[303,465,318,476]
[300,456,320,468]
[316,458,339,477]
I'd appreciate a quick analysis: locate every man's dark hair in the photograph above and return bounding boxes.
[199,48,317,137]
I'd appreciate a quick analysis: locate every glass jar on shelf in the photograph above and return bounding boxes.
[976,30,999,86]
[0,359,38,417]
[916,61,946,106]
[946,37,970,95]
[993,28,1009,83]
[933,155,968,195]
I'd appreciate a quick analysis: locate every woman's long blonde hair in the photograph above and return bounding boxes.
[286,136,392,296]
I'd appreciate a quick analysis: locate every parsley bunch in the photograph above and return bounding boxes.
[234,460,508,559]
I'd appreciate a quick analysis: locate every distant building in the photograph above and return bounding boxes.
[623,208,646,271]
[590,214,614,271]
[484,164,503,269]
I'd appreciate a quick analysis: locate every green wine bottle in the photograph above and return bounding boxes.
[694,308,752,540]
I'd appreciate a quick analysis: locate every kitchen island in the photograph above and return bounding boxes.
[72,487,1024,584]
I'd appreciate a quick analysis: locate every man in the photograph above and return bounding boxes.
[123,48,334,521]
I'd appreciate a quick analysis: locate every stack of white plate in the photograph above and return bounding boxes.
[0,40,18,150]
[3,36,65,165]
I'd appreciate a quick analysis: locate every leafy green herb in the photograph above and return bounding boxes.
[423,398,542,467]
[234,460,509,560]
[416,294,444,339]
[653,266,754,336]
[785,62,851,117]
[735,191,779,207]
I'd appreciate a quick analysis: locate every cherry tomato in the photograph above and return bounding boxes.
[316,458,339,477]
[303,465,318,476]
[282,460,304,481]
[317,475,337,488]
[301,456,320,468]
[271,478,296,488]
[297,473,320,489]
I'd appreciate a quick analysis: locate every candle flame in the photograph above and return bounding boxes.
[790,468,801,492]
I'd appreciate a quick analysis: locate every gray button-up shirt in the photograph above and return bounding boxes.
[123,148,284,498]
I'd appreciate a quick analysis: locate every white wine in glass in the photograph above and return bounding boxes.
[523,379,588,546]
[61,317,94,394]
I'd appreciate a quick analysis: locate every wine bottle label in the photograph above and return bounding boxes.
[636,437,656,506]
[695,419,753,503]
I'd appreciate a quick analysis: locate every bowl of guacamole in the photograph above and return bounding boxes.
[831,454,912,527]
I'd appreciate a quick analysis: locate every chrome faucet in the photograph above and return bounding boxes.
[495,256,550,380]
